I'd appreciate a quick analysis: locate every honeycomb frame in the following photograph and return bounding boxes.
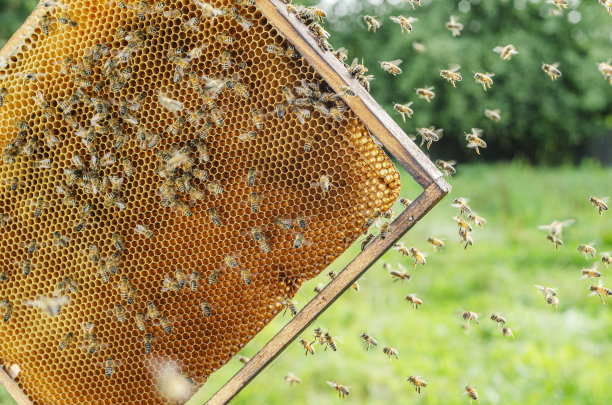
[0,0,450,404]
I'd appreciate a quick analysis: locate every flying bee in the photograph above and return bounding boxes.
[547,0,568,9]
[459,228,473,250]
[363,15,381,32]
[465,128,487,154]
[324,332,338,351]
[181,16,200,33]
[537,219,574,237]
[602,253,612,268]
[589,196,609,216]
[589,281,612,304]
[60,332,74,350]
[464,385,479,403]
[198,299,212,317]
[360,332,379,351]
[436,159,456,177]
[408,247,427,268]
[380,60,403,76]
[493,44,518,60]
[327,381,350,399]
[542,63,562,81]
[394,102,413,121]
[415,86,435,103]
[440,65,462,86]
[546,295,559,310]
[313,174,332,193]
[581,264,601,279]
[405,294,423,309]
[427,237,445,251]
[535,284,557,298]
[407,376,427,393]
[445,15,463,36]
[474,72,495,91]
[490,313,506,327]
[462,311,480,325]
[484,108,501,122]
[466,212,486,228]
[577,241,597,259]
[390,264,412,282]
[135,224,154,239]
[502,327,514,338]
[299,338,315,355]
[383,346,399,360]
[389,15,418,34]
[284,372,301,387]
[417,126,443,149]
[545,234,563,250]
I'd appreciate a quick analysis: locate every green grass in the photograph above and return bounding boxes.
[187,162,612,405]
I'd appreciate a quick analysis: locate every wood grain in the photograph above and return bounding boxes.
[0,369,32,405]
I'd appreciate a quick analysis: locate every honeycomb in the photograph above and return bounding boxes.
[0,0,401,403]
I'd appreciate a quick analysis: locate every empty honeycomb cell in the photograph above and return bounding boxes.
[0,0,401,403]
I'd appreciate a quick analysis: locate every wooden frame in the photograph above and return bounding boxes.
[204,1,451,404]
[0,1,450,404]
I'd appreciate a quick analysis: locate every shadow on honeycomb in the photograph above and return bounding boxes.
[0,0,400,403]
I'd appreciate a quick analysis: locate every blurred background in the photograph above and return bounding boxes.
[0,0,611,404]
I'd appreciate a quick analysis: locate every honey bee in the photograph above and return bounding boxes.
[601,252,611,267]
[313,174,332,193]
[389,15,418,34]
[275,218,293,230]
[381,346,399,360]
[146,301,159,321]
[248,192,263,213]
[297,338,315,355]
[143,333,154,354]
[24,295,70,316]
[240,269,252,285]
[462,311,480,325]
[484,108,501,122]
[58,13,78,27]
[400,197,412,208]
[52,231,70,250]
[546,295,559,310]
[157,90,183,113]
[589,281,612,304]
[407,376,427,393]
[158,315,172,334]
[216,34,235,45]
[405,294,423,309]
[546,234,564,250]
[360,332,379,350]
[181,16,200,33]
[581,264,601,279]
[324,332,338,351]
[502,327,514,338]
[589,196,609,216]
[380,222,391,239]
[445,15,464,36]
[362,15,381,32]
[238,356,250,364]
[465,128,487,155]
[407,0,422,9]
[1,301,12,322]
[474,72,495,91]
[206,181,224,196]
[597,60,612,84]
[33,158,53,169]
[464,385,479,403]
[60,332,74,350]
[266,44,285,56]
[135,224,154,239]
[200,299,211,317]
[417,126,443,149]
[493,44,518,60]
[416,86,435,103]
[40,13,55,35]
[542,63,562,81]
[394,102,414,122]
[327,381,350,398]
[535,284,557,298]
[282,297,298,316]
[380,60,403,76]
[313,283,325,294]
[208,207,222,226]
[490,313,506,327]
[440,65,462,87]
[193,0,224,18]
[547,0,568,9]
[426,237,445,251]
[390,264,412,282]
[577,241,597,259]
[467,213,486,228]
[208,269,221,285]
[284,372,301,387]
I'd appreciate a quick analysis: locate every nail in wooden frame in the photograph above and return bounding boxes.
[205,1,451,404]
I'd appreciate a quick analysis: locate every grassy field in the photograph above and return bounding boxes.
[186,162,612,405]
[1,162,610,405]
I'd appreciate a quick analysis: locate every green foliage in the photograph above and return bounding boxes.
[0,0,39,48]
[315,0,612,164]
[189,163,612,405]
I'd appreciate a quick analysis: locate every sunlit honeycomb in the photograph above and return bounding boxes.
[0,0,401,403]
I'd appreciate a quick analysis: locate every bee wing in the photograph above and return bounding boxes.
[389,59,403,66]
[601,197,610,203]
[397,262,409,272]
[471,128,483,136]
[559,219,575,227]
[449,64,461,72]
[389,16,401,23]
[493,46,503,53]
[537,224,552,232]
[446,160,457,165]
[588,240,598,247]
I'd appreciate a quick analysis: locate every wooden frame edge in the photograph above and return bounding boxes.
[0,369,33,405]
[206,178,450,405]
